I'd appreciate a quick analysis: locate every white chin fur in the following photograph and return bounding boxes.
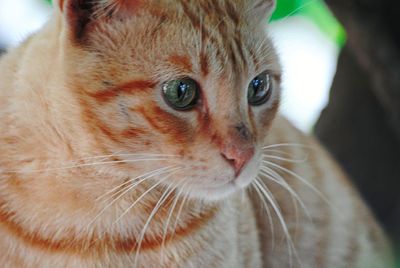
[186,183,239,201]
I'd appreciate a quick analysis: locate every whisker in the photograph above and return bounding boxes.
[254,178,301,268]
[6,158,174,174]
[260,166,304,232]
[113,168,183,225]
[259,167,312,222]
[251,181,276,250]
[161,180,188,262]
[262,168,302,226]
[94,168,179,214]
[96,165,179,202]
[170,191,190,243]
[262,160,334,209]
[262,143,309,150]
[77,153,179,162]
[76,150,124,162]
[262,148,310,164]
[88,166,181,227]
[262,154,308,164]
[262,148,295,156]
[133,183,179,267]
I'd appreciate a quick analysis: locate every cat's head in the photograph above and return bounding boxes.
[57,0,281,201]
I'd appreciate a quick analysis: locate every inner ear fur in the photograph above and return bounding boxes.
[247,0,276,24]
[64,0,96,41]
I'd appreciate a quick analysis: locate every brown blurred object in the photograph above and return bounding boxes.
[315,0,400,255]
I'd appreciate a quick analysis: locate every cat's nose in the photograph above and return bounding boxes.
[221,145,255,176]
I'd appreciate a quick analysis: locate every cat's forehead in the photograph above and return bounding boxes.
[147,0,252,17]
[86,0,279,82]
[113,0,266,38]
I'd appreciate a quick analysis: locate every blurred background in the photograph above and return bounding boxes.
[0,0,399,265]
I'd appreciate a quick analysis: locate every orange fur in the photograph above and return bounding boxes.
[0,0,394,267]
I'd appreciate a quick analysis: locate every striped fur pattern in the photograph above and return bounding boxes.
[0,0,393,267]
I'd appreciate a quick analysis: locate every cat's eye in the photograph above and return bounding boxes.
[248,72,272,106]
[162,78,200,110]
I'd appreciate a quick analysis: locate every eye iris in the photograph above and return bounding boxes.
[248,72,272,106]
[163,78,199,110]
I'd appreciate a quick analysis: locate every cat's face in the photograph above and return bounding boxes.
[62,0,280,201]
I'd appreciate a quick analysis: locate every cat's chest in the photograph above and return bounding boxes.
[134,198,260,268]
[0,196,260,268]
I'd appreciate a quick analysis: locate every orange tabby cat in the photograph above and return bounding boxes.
[0,0,394,267]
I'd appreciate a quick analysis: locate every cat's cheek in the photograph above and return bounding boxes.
[254,100,280,135]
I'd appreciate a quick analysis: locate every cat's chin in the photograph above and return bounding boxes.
[186,182,240,201]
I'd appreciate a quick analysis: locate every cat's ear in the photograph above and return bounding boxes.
[55,0,143,42]
[246,0,276,24]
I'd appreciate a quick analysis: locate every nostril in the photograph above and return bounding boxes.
[220,146,255,176]
[220,152,237,167]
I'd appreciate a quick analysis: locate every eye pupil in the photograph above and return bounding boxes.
[163,78,200,110]
[248,72,272,106]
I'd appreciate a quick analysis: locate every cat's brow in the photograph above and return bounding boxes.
[168,55,193,73]
[89,80,157,103]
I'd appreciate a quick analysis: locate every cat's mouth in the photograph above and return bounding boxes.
[182,151,261,201]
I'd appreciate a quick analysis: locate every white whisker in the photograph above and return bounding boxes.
[88,166,181,227]
[113,168,183,225]
[262,148,294,156]
[5,158,177,174]
[133,183,179,267]
[254,178,302,268]
[171,191,190,243]
[262,160,333,208]
[251,182,276,250]
[259,166,302,232]
[77,153,179,162]
[161,180,188,262]
[262,154,308,164]
[263,143,309,150]
[259,167,312,222]
[96,165,179,202]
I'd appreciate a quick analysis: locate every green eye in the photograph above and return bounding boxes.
[248,72,272,106]
[162,78,200,110]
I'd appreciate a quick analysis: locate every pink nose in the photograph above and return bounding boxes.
[221,145,255,176]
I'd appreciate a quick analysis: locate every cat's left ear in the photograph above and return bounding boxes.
[55,0,143,42]
[246,0,276,25]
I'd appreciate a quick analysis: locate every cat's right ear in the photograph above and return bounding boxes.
[55,0,143,43]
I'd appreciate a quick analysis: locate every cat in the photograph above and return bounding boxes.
[0,0,394,267]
